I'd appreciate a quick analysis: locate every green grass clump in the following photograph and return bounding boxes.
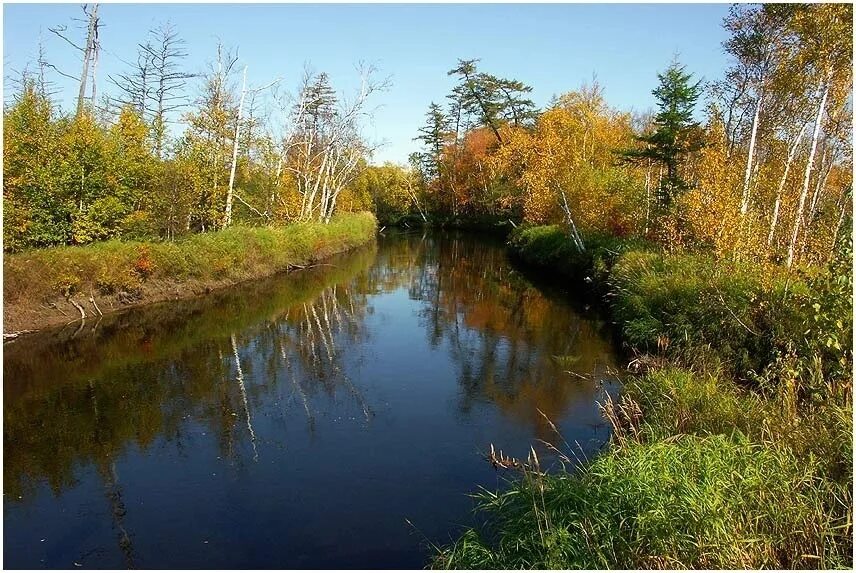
[609,250,776,375]
[628,367,763,439]
[609,248,852,388]
[435,433,851,570]
[436,365,852,570]
[628,367,852,483]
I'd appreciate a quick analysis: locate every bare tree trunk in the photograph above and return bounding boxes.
[560,190,585,253]
[787,78,829,268]
[768,123,807,249]
[225,65,247,228]
[90,18,99,107]
[740,93,762,216]
[76,4,98,115]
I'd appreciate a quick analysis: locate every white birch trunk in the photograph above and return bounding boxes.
[560,190,585,253]
[224,65,248,228]
[740,93,763,216]
[809,147,832,218]
[644,160,652,235]
[787,77,829,268]
[768,123,807,249]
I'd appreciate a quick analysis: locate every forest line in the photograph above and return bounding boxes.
[4,4,851,277]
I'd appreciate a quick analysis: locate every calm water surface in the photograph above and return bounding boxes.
[4,231,619,569]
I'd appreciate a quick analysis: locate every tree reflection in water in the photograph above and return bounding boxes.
[371,231,618,442]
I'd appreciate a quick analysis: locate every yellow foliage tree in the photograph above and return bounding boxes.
[494,85,644,237]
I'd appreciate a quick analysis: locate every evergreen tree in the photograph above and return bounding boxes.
[300,72,337,133]
[447,59,537,144]
[414,102,449,180]
[625,60,703,205]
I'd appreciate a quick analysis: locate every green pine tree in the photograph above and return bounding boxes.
[626,60,703,205]
[414,102,450,180]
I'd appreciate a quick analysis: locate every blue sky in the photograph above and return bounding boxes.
[3,3,732,164]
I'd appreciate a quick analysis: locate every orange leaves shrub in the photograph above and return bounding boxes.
[133,245,155,280]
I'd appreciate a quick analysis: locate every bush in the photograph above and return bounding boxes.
[71,196,129,244]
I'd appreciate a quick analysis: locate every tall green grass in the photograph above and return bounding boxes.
[4,212,377,305]
[436,432,851,569]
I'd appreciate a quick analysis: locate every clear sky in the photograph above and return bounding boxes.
[3,3,732,165]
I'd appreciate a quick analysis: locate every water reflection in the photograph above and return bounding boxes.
[4,231,618,569]
[371,232,616,438]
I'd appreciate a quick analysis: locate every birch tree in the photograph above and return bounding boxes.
[224,67,279,227]
[723,5,787,217]
[786,3,852,267]
[180,44,239,231]
[283,64,388,223]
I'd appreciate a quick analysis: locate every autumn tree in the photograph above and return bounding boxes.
[784,3,852,267]
[495,83,643,248]
[722,5,791,217]
[178,44,240,231]
[3,80,65,249]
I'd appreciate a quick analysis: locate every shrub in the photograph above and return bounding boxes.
[71,196,129,244]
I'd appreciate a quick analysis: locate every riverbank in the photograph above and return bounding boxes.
[378,213,517,237]
[3,212,377,334]
[435,225,853,568]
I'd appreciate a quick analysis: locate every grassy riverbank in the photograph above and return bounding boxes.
[435,225,853,569]
[4,212,377,332]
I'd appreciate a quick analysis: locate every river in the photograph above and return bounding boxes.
[4,230,620,569]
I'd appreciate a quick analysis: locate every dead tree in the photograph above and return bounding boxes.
[110,22,192,156]
[109,42,152,115]
[48,3,100,115]
[144,23,193,157]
